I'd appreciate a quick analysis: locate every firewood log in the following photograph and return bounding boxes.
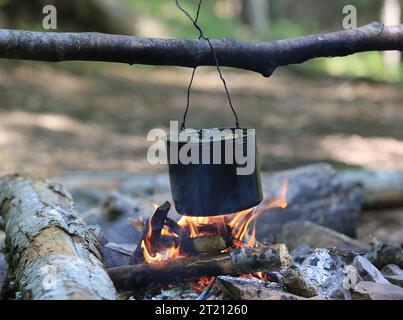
[258,163,364,238]
[337,169,403,210]
[278,220,368,251]
[131,201,170,264]
[102,242,134,268]
[0,175,117,300]
[107,244,291,291]
[183,235,228,255]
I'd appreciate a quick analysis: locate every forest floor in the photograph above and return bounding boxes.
[0,60,402,245]
[1,60,403,177]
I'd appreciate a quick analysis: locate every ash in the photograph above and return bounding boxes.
[148,286,199,300]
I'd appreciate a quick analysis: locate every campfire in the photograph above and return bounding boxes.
[2,164,403,301]
[138,178,288,264]
[127,178,288,296]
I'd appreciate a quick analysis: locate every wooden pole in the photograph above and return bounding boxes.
[0,22,402,77]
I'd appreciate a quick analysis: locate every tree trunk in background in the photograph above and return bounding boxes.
[241,0,270,35]
[381,0,401,79]
[1,0,135,34]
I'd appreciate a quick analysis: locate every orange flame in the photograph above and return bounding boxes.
[140,178,288,264]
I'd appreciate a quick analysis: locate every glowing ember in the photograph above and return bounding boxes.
[191,277,213,293]
[139,178,288,264]
[240,272,273,281]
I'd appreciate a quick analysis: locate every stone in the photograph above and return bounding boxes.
[0,230,7,298]
[353,255,390,284]
[366,242,403,269]
[352,281,403,300]
[388,228,403,246]
[328,247,362,265]
[280,267,318,297]
[341,265,359,292]
[290,244,313,265]
[217,276,307,300]
[384,275,403,288]
[300,248,350,299]
[381,264,403,276]
[381,264,403,288]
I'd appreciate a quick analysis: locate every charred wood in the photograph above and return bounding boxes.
[108,244,291,291]
[131,201,170,264]
[181,235,228,256]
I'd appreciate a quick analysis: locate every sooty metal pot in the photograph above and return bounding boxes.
[166,128,263,216]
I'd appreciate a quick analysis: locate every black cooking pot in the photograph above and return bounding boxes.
[166,128,262,216]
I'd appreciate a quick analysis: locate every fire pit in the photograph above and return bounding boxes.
[3,165,402,301]
[111,176,288,298]
[133,181,287,264]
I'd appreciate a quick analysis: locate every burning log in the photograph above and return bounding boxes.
[131,201,241,264]
[182,235,228,255]
[107,244,291,291]
[0,175,117,300]
[131,201,171,264]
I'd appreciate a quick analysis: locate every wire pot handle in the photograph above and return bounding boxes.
[176,0,240,131]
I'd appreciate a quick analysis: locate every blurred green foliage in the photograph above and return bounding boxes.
[2,0,401,82]
[124,0,402,83]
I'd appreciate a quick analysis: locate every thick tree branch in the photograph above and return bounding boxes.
[0,22,402,76]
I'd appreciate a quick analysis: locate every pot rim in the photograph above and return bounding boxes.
[164,127,256,144]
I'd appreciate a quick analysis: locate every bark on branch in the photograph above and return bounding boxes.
[0,175,117,300]
[1,22,402,76]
